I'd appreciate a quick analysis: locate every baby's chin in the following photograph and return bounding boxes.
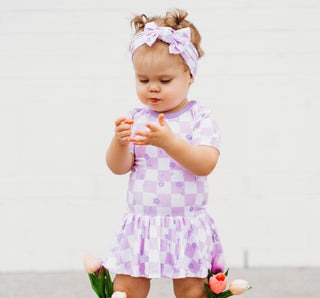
[142,99,183,114]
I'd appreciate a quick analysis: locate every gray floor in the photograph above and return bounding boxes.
[0,268,319,298]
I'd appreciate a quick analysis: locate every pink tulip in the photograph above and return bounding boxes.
[111,292,127,298]
[229,279,249,295]
[211,254,225,274]
[83,252,103,274]
[209,273,227,294]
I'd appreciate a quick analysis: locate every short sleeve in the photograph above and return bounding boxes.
[192,106,221,152]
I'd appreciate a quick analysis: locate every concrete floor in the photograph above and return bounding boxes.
[1,267,319,298]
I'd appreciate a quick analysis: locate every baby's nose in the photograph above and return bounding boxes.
[149,82,160,92]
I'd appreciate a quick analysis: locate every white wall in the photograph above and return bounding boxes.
[1,0,319,272]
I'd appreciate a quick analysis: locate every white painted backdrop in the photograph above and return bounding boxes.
[0,0,319,272]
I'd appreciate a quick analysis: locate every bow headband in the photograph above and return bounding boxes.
[130,22,199,77]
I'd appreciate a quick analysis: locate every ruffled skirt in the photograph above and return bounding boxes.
[103,210,223,279]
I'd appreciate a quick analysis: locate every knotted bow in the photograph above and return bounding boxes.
[167,28,191,55]
[143,22,163,46]
[130,21,199,77]
[143,22,191,55]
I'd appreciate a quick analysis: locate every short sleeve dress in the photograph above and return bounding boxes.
[104,100,223,279]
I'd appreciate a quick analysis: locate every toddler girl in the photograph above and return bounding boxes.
[104,9,224,298]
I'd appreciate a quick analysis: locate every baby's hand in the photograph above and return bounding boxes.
[114,116,134,145]
[129,114,175,149]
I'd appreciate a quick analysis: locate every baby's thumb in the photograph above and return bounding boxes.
[158,113,167,126]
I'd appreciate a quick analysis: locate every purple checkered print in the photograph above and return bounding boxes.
[104,100,223,278]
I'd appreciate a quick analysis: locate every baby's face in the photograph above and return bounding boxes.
[132,42,194,114]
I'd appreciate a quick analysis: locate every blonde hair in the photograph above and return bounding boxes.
[131,8,204,59]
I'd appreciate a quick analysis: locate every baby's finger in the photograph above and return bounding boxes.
[128,136,139,142]
[118,130,131,138]
[115,116,127,126]
[145,123,158,132]
[118,123,133,131]
[125,118,134,124]
[129,136,147,145]
[158,113,167,126]
[134,130,149,137]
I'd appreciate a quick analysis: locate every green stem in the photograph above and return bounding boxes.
[218,290,234,298]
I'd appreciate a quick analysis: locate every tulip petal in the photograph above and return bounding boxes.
[211,255,225,274]
[229,279,250,295]
[112,292,127,298]
[209,273,227,294]
[83,252,102,274]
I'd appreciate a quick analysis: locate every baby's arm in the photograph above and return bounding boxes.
[163,136,219,177]
[130,114,219,176]
[106,117,134,175]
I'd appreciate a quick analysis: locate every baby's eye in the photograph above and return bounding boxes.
[139,79,149,83]
[160,79,171,84]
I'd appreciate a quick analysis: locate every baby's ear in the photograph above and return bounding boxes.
[189,73,194,85]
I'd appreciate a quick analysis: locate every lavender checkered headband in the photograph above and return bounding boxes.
[130,21,199,77]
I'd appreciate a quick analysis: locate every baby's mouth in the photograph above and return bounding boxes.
[149,98,160,103]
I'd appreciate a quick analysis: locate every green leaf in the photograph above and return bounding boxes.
[207,269,214,282]
[105,268,114,296]
[204,283,219,298]
[99,268,107,298]
[88,273,97,291]
[88,273,103,298]
[224,268,230,276]
[219,290,234,298]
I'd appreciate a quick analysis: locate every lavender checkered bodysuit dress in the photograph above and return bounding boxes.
[104,100,223,279]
